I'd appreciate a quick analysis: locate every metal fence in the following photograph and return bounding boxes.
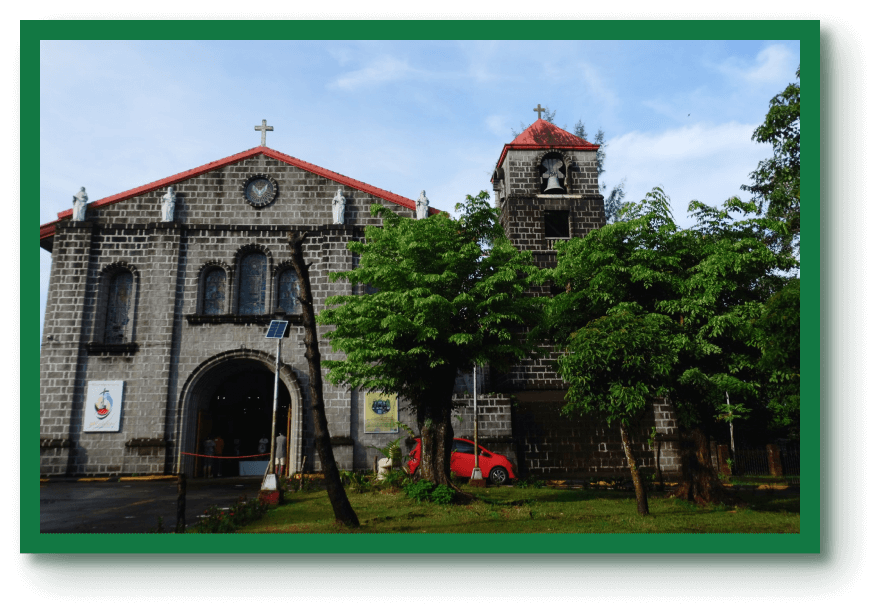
[732,446,800,481]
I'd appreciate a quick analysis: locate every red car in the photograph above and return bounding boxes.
[406,438,517,485]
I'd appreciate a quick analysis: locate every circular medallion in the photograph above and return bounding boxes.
[241,174,278,208]
[371,400,391,415]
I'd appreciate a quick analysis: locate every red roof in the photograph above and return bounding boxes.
[40,146,441,242]
[493,119,599,174]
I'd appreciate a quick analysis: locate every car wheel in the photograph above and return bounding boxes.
[488,466,509,485]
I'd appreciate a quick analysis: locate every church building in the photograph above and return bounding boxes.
[39,115,681,479]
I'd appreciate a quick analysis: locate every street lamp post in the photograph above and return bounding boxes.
[471,364,483,481]
[263,316,289,490]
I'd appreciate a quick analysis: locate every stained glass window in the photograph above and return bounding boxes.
[203,268,226,315]
[105,270,133,344]
[238,252,266,315]
[277,269,300,314]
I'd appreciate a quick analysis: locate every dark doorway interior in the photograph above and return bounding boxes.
[196,367,291,476]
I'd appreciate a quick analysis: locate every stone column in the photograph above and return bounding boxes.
[40,221,95,475]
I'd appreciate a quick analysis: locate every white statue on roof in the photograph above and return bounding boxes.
[160,186,176,222]
[72,187,88,222]
[416,190,429,220]
[331,188,346,225]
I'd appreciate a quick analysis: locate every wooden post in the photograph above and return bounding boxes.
[767,444,783,477]
[175,473,186,533]
[297,455,306,491]
[287,405,292,478]
[717,444,732,476]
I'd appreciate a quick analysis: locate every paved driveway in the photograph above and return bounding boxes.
[39,476,265,533]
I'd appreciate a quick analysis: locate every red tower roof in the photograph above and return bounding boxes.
[39,146,441,244]
[493,119,599,173]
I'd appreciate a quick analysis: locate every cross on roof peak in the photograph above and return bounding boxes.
[254,119,274,146]
[533,104,546,120]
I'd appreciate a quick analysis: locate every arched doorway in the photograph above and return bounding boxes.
[198,368,290,477]
[175,350,304,478]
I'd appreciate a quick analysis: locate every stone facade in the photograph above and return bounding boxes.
[40,149,426,476]
[40,121,683,479]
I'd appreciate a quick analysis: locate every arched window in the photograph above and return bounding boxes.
[105,270,134,344]
[202,268,227,315]
[276,269,300,314]
[238,252,267,315]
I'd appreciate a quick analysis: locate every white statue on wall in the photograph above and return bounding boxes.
[331,188,346,225]
[72,187,88,222]
[160,186,176,222]
[416,190,429,220]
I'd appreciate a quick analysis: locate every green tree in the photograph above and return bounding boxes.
[742,66,800,257]
[317,192,544,491]
[754,277,800,439]
[556,305,679,515]
[547,188,793,504]
[574,122,627,223]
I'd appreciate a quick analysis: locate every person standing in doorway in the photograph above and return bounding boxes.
[275,432,287,476]
[203,435,215,478]
[213,435,225,477]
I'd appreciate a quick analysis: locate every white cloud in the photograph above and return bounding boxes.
[578,62,617,109]
[603,122,772,226]
[330,56,418,90]
[713,44,797,85]
[484,114,514,139]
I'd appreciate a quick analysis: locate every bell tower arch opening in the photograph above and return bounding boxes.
[176,351,303,477]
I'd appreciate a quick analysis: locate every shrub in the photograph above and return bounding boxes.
[192,496,269,533]
[340,469,372,494]
[403,479,436,503]
[377,468,410,490]
[515,475,546,489]
[430,484,455,505]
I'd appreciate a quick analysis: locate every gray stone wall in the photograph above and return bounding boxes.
[40,154,419,476]
[511,392,681,479]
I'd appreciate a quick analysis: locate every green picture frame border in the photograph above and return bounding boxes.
[15,16,865,601]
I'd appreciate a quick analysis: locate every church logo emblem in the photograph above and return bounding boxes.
[94,388,113,420]
[83,381,125,432]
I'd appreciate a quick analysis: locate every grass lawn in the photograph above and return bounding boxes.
[238,483,800,534]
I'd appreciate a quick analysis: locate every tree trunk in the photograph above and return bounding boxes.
[654,436,664,493]
[619,422,649,516]
[408,366,475,502]
[288,231,360,528]
[673,425,738,506]
[413,365,458,490]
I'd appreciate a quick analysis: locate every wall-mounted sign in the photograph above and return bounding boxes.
[83,381,124,432]
[364,392,398,434]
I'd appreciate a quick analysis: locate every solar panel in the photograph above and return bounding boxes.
[265,320,289,339]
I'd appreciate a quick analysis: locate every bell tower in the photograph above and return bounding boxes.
[491,117,606,259]
[489,113,607,394]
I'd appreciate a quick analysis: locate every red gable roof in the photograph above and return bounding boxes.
[40,146,441,242]
[493,119,599,174]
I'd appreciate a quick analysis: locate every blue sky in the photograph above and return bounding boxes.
[39,38,800,338]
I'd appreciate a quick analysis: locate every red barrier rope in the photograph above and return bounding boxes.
[181,452,271,459]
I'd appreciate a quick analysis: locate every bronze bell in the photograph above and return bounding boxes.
[544,175,563,192]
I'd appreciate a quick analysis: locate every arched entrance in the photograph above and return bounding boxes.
[175,350,304,477]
